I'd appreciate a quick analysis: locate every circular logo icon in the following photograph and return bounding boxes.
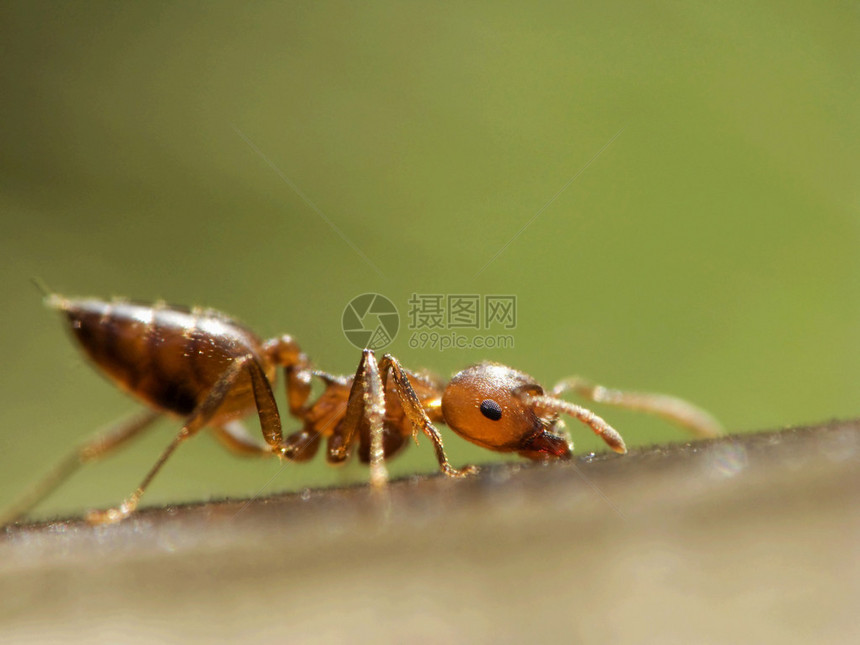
[342,293,399,351]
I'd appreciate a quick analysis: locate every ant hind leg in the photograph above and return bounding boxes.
[0,409,161,526]
[86,355,285,525]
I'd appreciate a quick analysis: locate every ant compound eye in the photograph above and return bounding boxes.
[479,399,503,421]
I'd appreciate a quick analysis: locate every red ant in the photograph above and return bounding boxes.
[2,295,723,525]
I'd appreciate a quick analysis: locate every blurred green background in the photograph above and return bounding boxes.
[0,1,856,519]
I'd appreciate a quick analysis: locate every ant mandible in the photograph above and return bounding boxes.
[2,295,723,525]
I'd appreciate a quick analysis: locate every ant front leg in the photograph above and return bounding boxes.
[378,354,479,479]
[551,377,724,438]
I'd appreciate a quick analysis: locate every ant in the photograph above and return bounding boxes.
[2,295,723,526]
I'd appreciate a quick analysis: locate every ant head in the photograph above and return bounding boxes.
[441,362,572,460]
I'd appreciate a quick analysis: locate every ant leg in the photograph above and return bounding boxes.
[264,335,313,416]
[337,350,388,487]
[212,419,324,461]
[86,355,284,525]
[379,353,479,479]
[211,421,272,457]
[213,421,323,469]
[0,409,161,525]
[551,377,724,438]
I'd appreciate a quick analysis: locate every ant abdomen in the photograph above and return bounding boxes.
[51,296,270,422]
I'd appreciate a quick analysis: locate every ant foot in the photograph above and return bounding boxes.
[85,501,135,525]
[443,463,480,478]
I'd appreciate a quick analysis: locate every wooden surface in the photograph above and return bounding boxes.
[1,420,858,644]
